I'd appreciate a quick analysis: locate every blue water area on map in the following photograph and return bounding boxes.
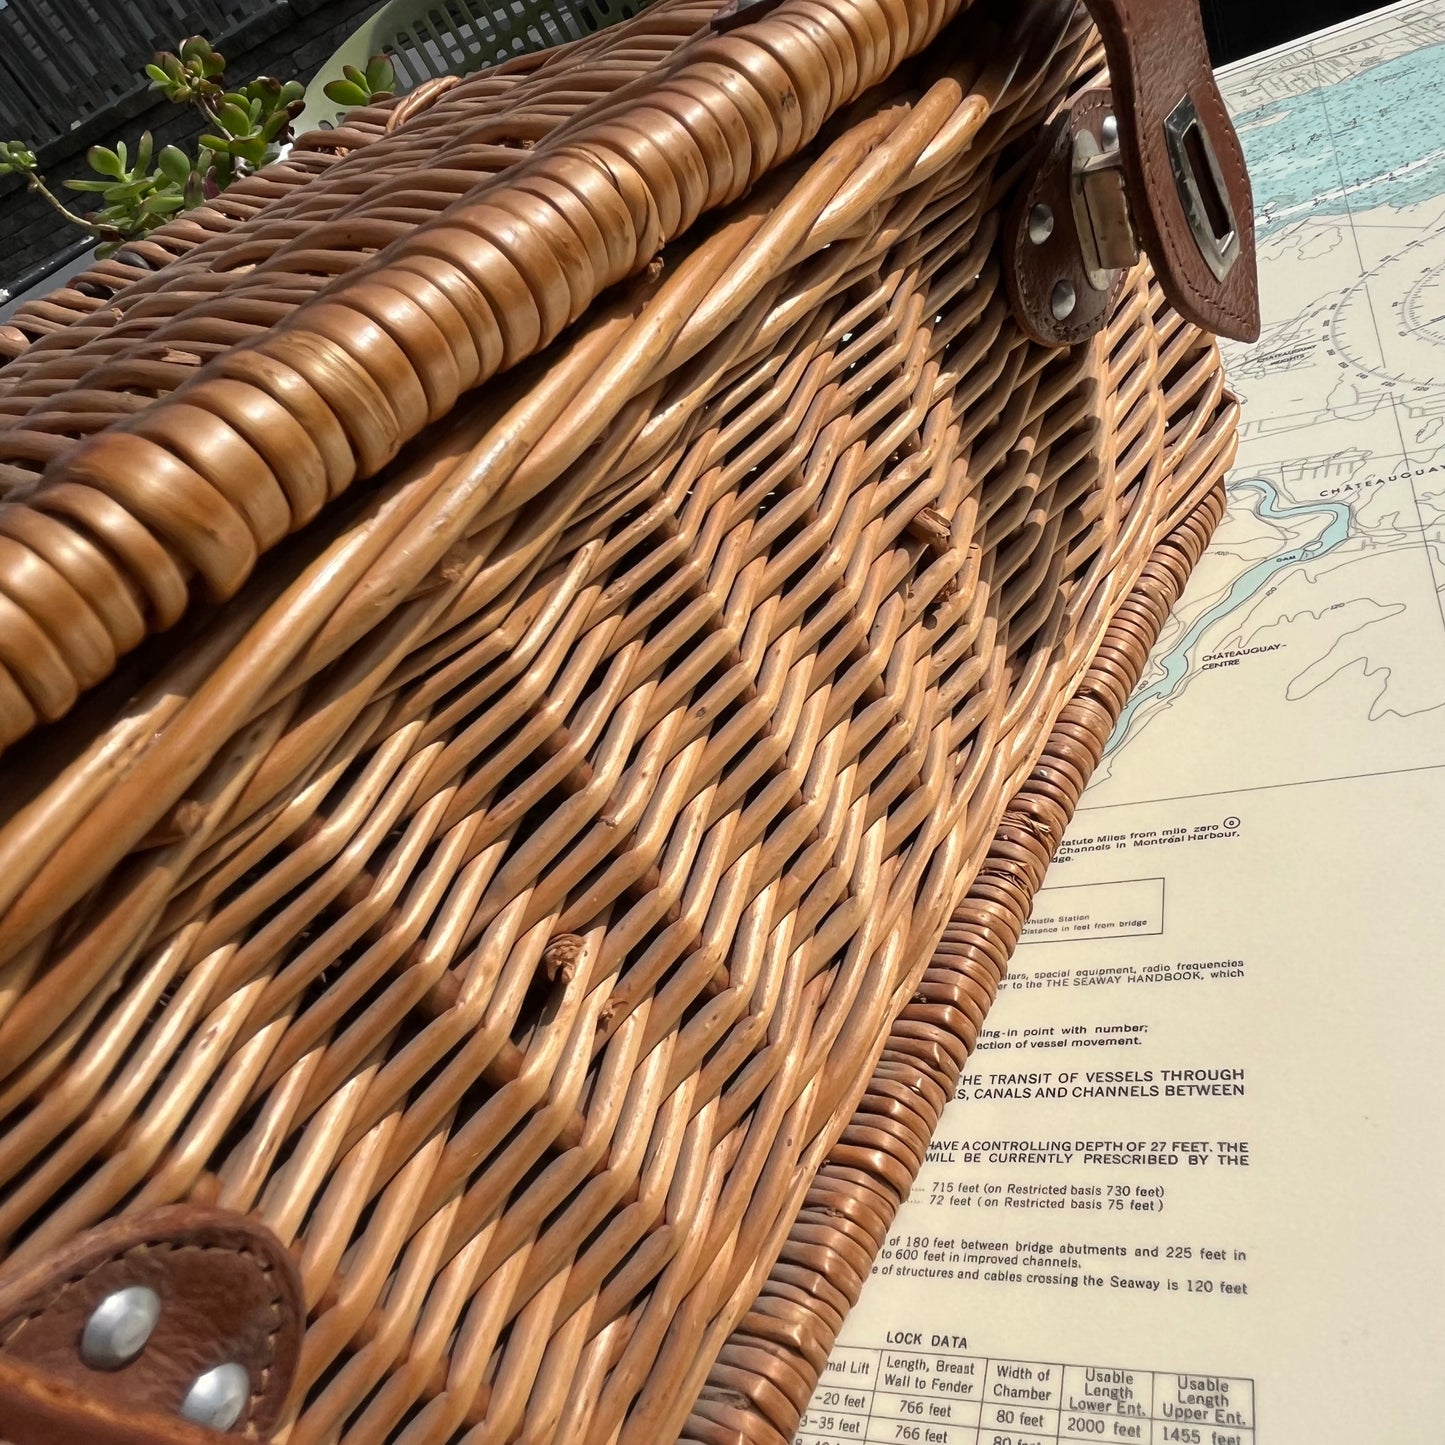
[1104,481,1353,753]
[1237,41,1445,234]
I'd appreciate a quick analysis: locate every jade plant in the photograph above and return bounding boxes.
[0,36,395,255]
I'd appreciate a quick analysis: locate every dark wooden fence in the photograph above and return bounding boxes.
[0,0,284,147]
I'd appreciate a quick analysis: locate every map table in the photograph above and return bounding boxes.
[795,1346,1255,1445]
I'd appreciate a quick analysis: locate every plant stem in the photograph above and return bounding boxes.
[193,94,225,131]
[24,170,104,235]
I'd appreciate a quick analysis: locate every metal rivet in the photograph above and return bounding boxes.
[1027,203,1055,245]
[180,1362,250,1431]
[1051,281,1077,321]
[80,1286,161,1370]
[1102,114,1120,149]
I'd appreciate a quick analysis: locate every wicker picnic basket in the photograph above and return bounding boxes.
[0,0,1254,1440]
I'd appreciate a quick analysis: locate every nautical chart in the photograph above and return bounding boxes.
[802,9,1445,1443]
[1090,0,1445,806]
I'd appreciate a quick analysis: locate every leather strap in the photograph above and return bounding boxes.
[1004,0,1259,344]
[0,1208,304,1442]
[0,1355,229,1445]
[1085,0,1258,341]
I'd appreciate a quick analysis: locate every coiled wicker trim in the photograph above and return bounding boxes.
[684,479,1226,1444]
[0,0,979,745]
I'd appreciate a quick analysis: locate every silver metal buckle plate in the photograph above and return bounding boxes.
[1071,121,1140,292]
[1164,95,1241,282]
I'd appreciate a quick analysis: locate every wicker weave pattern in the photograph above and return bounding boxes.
[0,0,977,746]
[0,4,1239,1441]
[687,482,1227,1442]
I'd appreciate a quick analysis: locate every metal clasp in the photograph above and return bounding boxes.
[1070,116,1140,292]
[1164,95,1241,281]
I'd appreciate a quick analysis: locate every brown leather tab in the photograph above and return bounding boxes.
[0,1208,304,1442]
[1084,0,1259,341]
[1005,89,1128,347]
[0,1354,226,1445]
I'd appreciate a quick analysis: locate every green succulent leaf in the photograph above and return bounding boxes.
[135,130,154,173]
[0,140,39,174]
[64,177,115,192]
[279,80,305,106]
[364,54,396,94]
[322,78,368,108]
[104,177,153,202]
[231,134,267,166]
[157,144,191,185]
[87,144,123,178]
[216,101,251,135]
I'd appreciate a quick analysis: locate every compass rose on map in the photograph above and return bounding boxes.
[1325,228,1445,399]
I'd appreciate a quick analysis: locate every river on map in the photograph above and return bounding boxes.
[1104,481,1354,755]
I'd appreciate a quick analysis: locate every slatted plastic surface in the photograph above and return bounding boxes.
[381,0,641,87]
[0,1,1239,1441]
[0,0,276,147]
